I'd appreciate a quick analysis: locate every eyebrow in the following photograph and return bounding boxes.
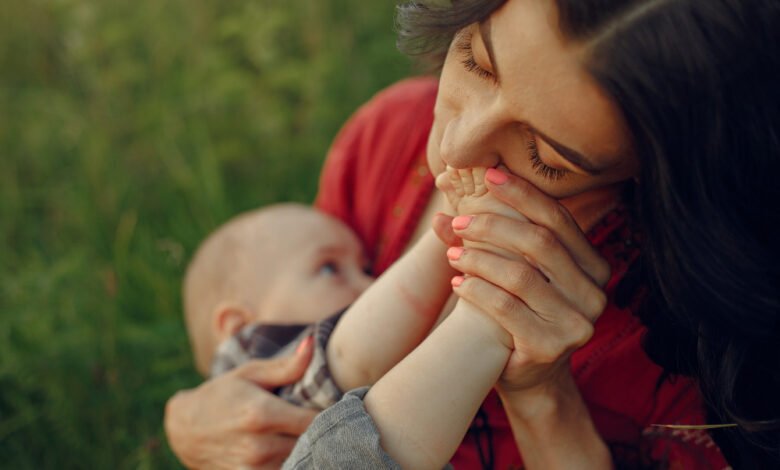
[533,129,604,175]
[478,20,604,175]
[315,245,348,258]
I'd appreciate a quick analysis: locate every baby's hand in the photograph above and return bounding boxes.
[435,166,528,261]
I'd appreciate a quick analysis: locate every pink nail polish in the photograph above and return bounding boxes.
[447,246,464,260]
[486,168,509,185]
[451,276,465,287]
[296,335,313,354]
[452,215,473,230]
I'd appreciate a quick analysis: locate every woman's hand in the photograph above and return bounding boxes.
[164,342,318,469]
[435,168,611,393]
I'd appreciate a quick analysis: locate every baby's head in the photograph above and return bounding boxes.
[183,203,373,375]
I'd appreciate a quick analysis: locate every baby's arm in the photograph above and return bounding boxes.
[327,227,457,392]
[363,167,524,469]
[365,299,512,469]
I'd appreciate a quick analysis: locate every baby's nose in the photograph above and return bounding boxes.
[352,271,374,295]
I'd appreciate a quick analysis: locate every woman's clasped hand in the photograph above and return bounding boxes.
[439,169,611,393]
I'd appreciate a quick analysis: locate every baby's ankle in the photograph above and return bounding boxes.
[452,300,513,352]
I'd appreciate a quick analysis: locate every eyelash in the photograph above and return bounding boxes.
[528,137,568,181]
[455,29,568,182]
[454,30,496,83]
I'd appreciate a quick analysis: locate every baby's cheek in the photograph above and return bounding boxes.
[327,284,357,304]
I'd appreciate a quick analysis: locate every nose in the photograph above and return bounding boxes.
[438,102,504,169]
[350,270,374,296]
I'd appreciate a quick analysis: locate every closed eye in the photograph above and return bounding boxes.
[527,135,568,181]
[455,30,496,84]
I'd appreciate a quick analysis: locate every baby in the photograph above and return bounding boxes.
[182,202,455,408]
[184,167,523,418]
[183,204,372,376]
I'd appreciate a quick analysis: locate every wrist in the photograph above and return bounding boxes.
[497,368,578,422]
[451,299,513,352]
[497,373,612,469]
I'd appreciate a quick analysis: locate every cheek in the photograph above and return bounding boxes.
[319,286,360,313]
[426,127,445,177]
[427,47,468,177]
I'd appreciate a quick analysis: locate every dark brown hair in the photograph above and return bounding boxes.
[397,0,780,466]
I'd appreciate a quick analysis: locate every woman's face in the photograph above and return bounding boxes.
[427,0,639,199]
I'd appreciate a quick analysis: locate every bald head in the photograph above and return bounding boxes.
[183,203,372,375]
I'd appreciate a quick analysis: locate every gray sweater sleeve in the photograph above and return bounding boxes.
[283,387,453,470]
[283,387,401,470]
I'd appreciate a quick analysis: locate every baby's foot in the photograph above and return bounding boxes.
[435,166,527,261]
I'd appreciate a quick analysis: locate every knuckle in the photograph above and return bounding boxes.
[509,263,536,292]
[572,318,595,348]
[593,259,611,286]
[472,214,494,237]
[547,203,573,229]
[536,341,562,365]
[528,225,557,252]
[563,314,595,349]
[587,289,608,318]
[242,402,270,432]
[164,390,185,418]
[514,178,534,200]
[490,290,518,321]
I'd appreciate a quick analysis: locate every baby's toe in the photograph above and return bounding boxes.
[449,168,465,198]
[458,168,476,196]
[472,168,488,197]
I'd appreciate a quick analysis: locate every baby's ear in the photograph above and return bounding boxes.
[212,303,253,342]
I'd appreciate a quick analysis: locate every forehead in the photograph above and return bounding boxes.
[490,0,631,160]
[255,210,360,259]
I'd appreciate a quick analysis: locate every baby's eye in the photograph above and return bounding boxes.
[318,261,340,276]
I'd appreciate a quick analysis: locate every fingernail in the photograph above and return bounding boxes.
[446,246,464,260]
[486,168,509,185]
[296,335,313,354]
[451,276,465,287]
[452,215,473,230]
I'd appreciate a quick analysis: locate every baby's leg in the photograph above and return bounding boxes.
[436,166,528,260]
[362,167,528,468]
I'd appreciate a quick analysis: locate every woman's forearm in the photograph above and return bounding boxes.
[328,230,456,391]
[363,301,512,470]
[498,373,613,470]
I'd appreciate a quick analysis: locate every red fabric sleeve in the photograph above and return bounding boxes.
[314,77,437,273]
[313,77,731,470]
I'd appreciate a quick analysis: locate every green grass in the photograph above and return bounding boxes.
[0,1,412,467]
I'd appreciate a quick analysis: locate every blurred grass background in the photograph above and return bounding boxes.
[0,0,413,467]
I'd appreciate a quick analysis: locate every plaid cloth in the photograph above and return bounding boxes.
[210,311,345,409]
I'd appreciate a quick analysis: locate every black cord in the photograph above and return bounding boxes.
[472,406,495,470]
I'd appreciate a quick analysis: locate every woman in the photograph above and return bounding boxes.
[165,0,780,467]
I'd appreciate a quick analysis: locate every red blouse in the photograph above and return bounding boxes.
[315,77,729,469]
